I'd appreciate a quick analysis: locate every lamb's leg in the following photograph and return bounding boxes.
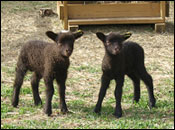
[59,84,68,113]
[56,76,68,113]
[138,66,156,108]
[127,73,140,103]
[94,74,111,114]
[114,76,124,118]
[43,71,54,116]
[12,66,27,107]
[31,72,42,106]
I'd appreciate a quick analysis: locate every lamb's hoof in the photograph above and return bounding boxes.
[113,112,122,118]
[34,100,42,106]
[133,97,140,103]
[46,111,52,116]
[12,101,18,108]
[44,108,52,116]
[61,110,69,114]
[61,108,68,114]
[149,102,156,109]
[149,98,156,109]
[94,107,101,114]
[114,108,122,118]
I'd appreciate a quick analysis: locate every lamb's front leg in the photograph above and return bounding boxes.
[114,76,124,118]
[43,68,54,116]
[56,74,68,114]
[94,74,111,114]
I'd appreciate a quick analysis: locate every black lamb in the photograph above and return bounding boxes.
[94,32,156,118]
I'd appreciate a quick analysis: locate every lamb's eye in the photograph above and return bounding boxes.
[106,41,111,46]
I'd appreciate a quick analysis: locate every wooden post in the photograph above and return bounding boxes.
[63,1,68,30]
[69,25,79,32]
[166,1,169,17]
[155,23,165,33]
[155,1,166,33]
[160,1,166,22]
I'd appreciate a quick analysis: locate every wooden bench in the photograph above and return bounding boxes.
[57,1,168,32]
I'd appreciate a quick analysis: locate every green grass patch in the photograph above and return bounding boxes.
[70,65,101,73]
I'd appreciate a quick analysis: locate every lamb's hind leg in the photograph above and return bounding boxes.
[138,65,156,108]
[31,72,42,106]
[127,73,140,103]
[12,65,27,107]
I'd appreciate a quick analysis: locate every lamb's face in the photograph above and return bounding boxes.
[105,33,124,55]
[96,32,132,56]
[46,30,84,58]
[58,33,75,57]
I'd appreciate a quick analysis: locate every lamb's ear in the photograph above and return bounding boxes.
[96,32,106,43]
[73,30,84,40]
[46,31,58,42]
[123,32,132,40]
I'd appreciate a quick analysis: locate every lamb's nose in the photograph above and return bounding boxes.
[114,46,119,51]
[66,49,72,54]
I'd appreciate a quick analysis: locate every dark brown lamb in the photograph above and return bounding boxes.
[12,30,84,116]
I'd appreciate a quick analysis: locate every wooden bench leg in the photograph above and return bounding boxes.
[155,23,165,33]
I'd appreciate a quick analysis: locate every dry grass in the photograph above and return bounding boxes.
[1,1,174,129]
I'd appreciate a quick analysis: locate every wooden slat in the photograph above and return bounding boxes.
[67,1,84,4]
[67,3,160,19]
[68,17,164,25]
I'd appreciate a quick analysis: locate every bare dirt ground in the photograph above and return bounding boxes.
[1,1,174,129]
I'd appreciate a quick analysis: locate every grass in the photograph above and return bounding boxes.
[1,69,174,129]
[1,91,174,129]
[1,1,174,129]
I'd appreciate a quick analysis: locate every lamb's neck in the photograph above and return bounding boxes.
[105,52,122,62]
